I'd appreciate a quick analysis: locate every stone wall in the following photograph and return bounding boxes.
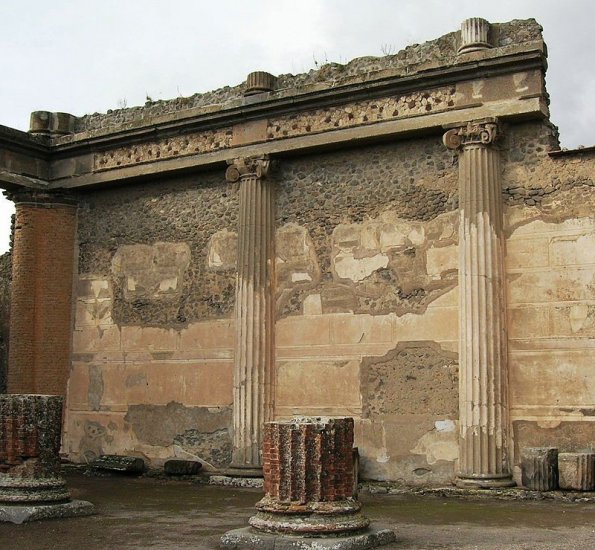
[62,120,595,483]
[65,171,239,466]
[502,124,595,482]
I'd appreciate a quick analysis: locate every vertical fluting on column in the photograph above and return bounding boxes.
[444,120,514,488]
[458,18,492,54]
[225,156,275,471]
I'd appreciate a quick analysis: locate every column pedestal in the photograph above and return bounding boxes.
[221,417,395,549]
[0,394,94,523]
[444,120,514,489]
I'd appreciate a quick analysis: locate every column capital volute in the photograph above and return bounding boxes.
[225,155,271,183]
[4,188,78,208]
[443,118,500,151]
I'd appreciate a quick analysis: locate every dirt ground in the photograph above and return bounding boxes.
[0,472,594,549]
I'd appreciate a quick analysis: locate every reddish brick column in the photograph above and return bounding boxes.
[6,190,77,396]
[251,417,369,535]
[0,395,70,503]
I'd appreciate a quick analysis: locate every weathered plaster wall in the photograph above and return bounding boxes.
[503,122,595,483]
[0,252,10,393]
[65,172,239,467]
[272,138,461,484]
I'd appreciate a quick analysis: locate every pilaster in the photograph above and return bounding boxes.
[443,120,514,488]
[225,156,275,471]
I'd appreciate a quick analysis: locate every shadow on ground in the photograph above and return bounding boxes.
[0,472,594,549]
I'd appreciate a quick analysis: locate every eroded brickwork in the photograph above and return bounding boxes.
[7,199,77,396]
[0,395,70,503]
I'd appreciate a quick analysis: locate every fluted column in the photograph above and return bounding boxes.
[225,156,275,472]
[443,120,514,488]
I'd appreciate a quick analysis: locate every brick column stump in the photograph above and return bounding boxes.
[221,417,395,549]
[0,395,94,523]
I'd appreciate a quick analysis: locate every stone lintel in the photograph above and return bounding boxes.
[50,96,547,190]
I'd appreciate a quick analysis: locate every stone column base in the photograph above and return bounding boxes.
[0,476,70,503]
[220,525,396,550]
[223,466,264,479]
[0,499,95,524]
[250,497,369,535]
[456,474,516,489]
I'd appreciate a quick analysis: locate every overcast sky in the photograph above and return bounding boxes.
[0,0,593,254]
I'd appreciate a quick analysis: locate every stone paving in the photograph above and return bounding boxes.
[0,472,594,549]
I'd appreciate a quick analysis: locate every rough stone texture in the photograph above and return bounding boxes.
[275,138,458,317]
[521,448,558,491]
[361,342,458,418]
[557,452,595,491]
[124,402,232,468]
[78,172,239,325]
[0,395,70,503]
[0,252,10,393]
[90,455,145,474]
[220,526,396,550]
[73,19,542,134]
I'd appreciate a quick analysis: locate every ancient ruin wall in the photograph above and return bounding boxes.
[66,171,239,467]
[501,123,595,482]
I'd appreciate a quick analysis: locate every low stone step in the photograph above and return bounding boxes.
[164,459,202,476]
[91,455,145,474]
[558,452,595,491]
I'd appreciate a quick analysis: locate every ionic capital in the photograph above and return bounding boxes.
[225,155,270,182]
[443,119,500,151]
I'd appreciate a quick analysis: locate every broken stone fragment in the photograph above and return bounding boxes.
[558,452,595,491]
[163,459,202,476]
[91,455,145,474]
[521,447,558,491]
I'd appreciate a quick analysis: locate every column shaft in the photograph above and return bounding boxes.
[226,158,275,470]
[6,191,77,396]
[444,121,514,488]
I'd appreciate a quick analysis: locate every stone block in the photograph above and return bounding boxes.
[0,500,95,524]
[521,447,558,491]
[91,455,145,474]
[558,452,595,491]
[163,459,202,476]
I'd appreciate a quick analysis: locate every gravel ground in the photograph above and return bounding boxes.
[0,473,593,549]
